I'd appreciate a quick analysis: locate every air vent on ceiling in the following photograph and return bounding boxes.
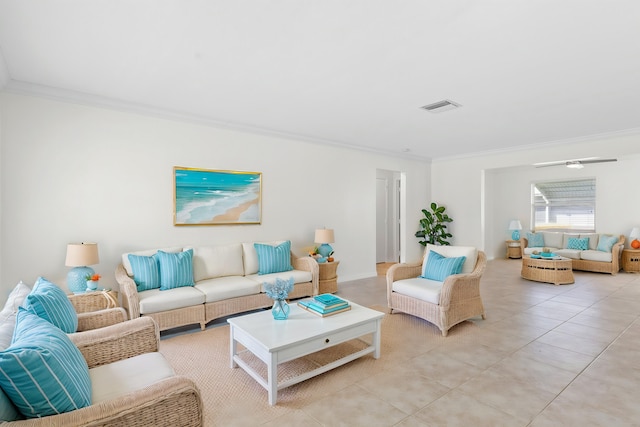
[420,99,461,113]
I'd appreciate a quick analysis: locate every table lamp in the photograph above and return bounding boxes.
[65,242,99,294]
[509,220,522,240]
[314,228,335,258]
[630,227,640,249]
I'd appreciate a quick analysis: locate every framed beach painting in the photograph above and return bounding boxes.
[173,167,262,225]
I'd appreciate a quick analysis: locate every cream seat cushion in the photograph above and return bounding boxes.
[90,352,174,404]
[138,287,205,314]
[392,278,442,305]
[247,270,313,290]
[555,249,582,260]
[581,250,613,262]
[195,276,261,303]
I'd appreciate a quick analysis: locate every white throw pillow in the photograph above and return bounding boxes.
[0,281,31,350]
[423,245,478,275]
[189,244,244,281]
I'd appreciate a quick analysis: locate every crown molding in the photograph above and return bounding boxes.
[3,79,432,163]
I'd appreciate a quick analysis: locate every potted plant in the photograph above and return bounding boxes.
[415,202,453,246]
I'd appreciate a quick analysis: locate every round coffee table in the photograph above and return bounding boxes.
[521,255,574,285]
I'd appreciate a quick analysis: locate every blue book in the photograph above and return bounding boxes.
[297,300,351,317]
[313,294,347,308]
[299,299,349,314]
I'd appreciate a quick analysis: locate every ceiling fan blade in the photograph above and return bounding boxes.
[534,158,617,168]
[578,158,617,164]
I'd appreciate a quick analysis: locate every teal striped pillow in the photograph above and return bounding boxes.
[254,241,293,275]
[22,277,78,333]
[420,251,466,282]
[128,253,161,292]
[567,237,588,250]
[0,309,91,418]
[157,249,195,290]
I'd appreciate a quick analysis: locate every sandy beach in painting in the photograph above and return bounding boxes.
[211,199,259,222]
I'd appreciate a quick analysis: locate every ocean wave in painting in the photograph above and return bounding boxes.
[175,170,261,224]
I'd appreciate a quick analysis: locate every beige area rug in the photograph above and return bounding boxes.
[158,306,456,426]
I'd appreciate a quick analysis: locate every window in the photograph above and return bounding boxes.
[531,178,595,232]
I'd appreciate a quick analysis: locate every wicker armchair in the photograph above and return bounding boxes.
[4,317,203,426]
[387,248,487,337]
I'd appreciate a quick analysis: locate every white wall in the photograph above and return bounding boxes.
[0,93,430,299]
[432,136,640,259]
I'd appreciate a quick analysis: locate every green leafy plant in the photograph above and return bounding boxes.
[415,202,453,246]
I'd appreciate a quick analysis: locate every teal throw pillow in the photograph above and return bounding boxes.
[0,309,91,418]
[157,249,195,290]
[22,277,78,333]
[567,237,589,251]
[254,241,293,275]
[128,253,161,292]
[596,235,618,252]
[420,251,466,282]
[526,232,544,247]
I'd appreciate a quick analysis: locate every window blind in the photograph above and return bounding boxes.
[531,178,595,232]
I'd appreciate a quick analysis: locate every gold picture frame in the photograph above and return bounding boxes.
[173,167,262,225]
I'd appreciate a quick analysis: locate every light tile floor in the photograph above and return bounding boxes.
[331,258,640,426]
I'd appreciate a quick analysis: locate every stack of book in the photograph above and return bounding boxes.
[297,294,351,317]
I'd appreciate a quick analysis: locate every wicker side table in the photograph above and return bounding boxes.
[521,256,574,285]
[506,240,522,259]
[318,261,339,294]
[622,249,640,273]
[68,289,119,313]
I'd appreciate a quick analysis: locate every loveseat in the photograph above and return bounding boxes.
[520,231,624,275]
[115,241,318,332]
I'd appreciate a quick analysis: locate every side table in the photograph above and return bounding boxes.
[318,261,339,294]
[622,249,640,273]
[68,289,119,313]
[506,240,522,259]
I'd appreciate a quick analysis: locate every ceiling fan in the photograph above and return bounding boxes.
[534,157,617,169]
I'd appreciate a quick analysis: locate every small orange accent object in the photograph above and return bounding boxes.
[631,239,640,249]
[90,274,101,281]
[327,257,334,262]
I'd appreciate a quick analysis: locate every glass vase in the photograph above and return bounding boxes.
[271,299,290,320]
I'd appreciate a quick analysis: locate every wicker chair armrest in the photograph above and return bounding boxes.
[386,262,422,284]
[115,263,141,320]
[76,308,127,332]
[4,376,203,427]
[291,253,320,295]
[439,251,487,308]
[520,238,528,252]
[69,317,159,368]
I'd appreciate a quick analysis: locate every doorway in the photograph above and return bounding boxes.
[376,169,402,273]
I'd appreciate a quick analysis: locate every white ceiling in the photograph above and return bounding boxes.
[1,1,639,161]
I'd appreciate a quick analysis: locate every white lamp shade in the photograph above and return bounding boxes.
[65,243,99,267]
[630,227,640,240]
[508,220,522,231]
[314,229,335,244]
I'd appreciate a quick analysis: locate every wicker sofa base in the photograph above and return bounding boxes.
[144,305,206,332]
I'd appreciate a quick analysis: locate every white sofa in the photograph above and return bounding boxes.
[520,231,624,275]
[115,241,319,331]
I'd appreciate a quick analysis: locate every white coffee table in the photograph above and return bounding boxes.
[227,300,384,405]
